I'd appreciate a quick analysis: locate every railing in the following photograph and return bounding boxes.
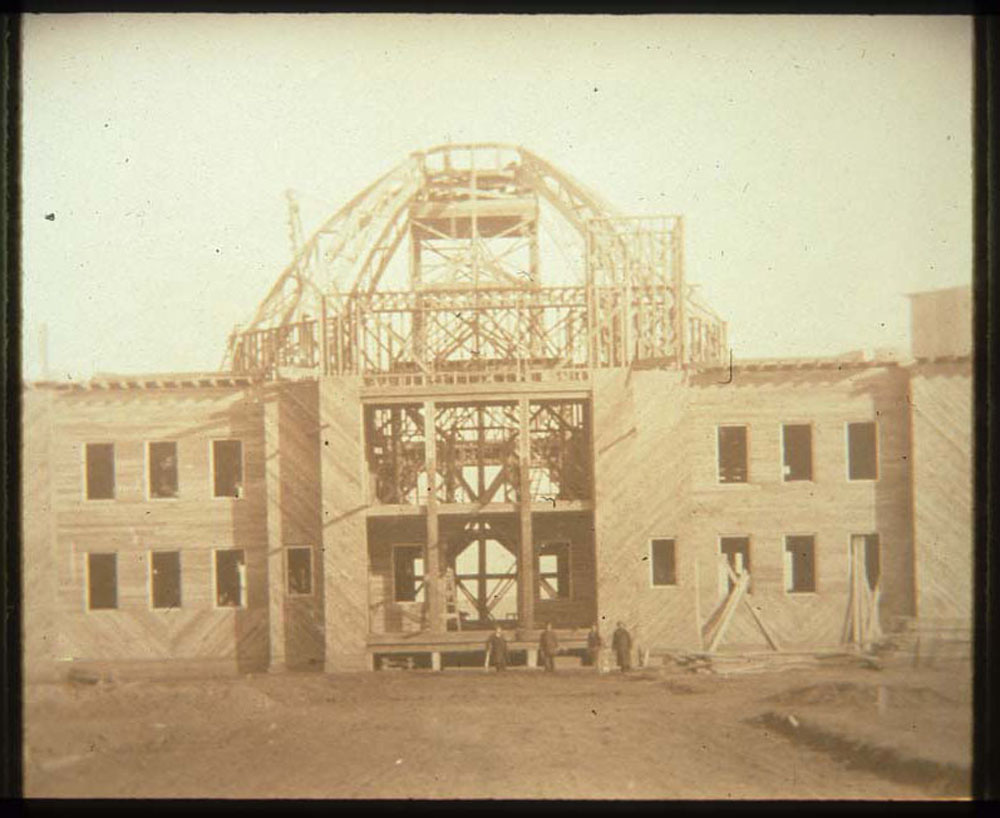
[230,284,727,380]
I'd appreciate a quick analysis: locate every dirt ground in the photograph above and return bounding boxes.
[22,656,972,800]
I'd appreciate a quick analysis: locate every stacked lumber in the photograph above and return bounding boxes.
[669,650,858,676]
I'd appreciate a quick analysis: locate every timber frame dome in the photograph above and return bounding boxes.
[227,142,727,383]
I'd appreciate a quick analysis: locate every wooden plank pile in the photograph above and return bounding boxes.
[668,650,860,676]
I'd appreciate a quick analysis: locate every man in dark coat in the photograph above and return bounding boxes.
[485,626,508,672]
[586,623,603,669]
[538,622,559,672]
[612,621,632,672]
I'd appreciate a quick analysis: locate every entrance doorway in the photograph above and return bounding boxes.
[447,519,519,629]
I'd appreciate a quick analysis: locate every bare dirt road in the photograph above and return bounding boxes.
[23,658,971,799]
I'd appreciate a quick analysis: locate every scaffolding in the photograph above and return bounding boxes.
[226,143,727,380]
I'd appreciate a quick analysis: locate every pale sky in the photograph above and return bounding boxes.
[21,14,973,380]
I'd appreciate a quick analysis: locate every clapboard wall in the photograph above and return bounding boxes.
[318,375,369,670]
[22,389,56,681]
[264,381,326,671]
[31,385,270,675]
[910,361,973,624]
[593,364,915,653]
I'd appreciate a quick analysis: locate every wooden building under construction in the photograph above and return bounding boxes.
[21,144,973,678]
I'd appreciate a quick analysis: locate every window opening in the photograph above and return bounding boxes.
[784,535,816,593]
[215,549,246,607]
[718,426,748,483]
[85,443,115,500]
[148,441,179,498]
[847,422,878,480]
[87,552,117,610]
[213,440,244,498]
[650,538,677,586]
[782,424,812,481]
[151,550,181,609]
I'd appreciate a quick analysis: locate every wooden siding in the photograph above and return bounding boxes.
[910,362,973,624]
[265,381,325,671]
[367,516,427,635]
[532,512,598,629]
[22,390,57,680]
[34,386,270,672]
[593,369,702,653]
[319,376,369,669]
[593,365,915,653]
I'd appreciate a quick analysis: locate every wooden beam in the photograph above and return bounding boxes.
[723,561,781,651]
[706,571,749,653]
[424,400,445,634]
[517,397,535,630]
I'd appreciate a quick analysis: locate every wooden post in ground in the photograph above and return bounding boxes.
[851,537,863,647]
[693,557,704,650]
[424,401,445,634]
[517,398,535,631]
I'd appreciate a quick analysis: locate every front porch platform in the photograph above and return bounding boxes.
[367,628,591,669]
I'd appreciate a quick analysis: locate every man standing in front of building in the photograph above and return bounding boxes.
[612,621,632,673]
[485,626,508,672]
[586,622,603,670]
[538,622,559,672]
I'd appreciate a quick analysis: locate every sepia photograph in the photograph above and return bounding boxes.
[18,13,975,799]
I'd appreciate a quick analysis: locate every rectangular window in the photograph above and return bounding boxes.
[847,422,878,480]
[212,440,244,498]
[87,552,117,610]
[393,545,425,603]
[85,443,115,500]
[286,547,313,596]
[784,535,817,593]
[852,533,881,591]
[650,538,677,586]
[720,536,751,593]
[717,426,748,483]
[215,549,246,607]
[782,424,813,481]
[148,441,179,498]
[537,541,571,599]
[151,550,182,609]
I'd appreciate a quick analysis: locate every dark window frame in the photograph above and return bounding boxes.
[719,535,753,594]
[393,544,425,603]
[717,425,749,484]
[286,546,314,596]
[781,423,813,482]
[536,540,572,600]
[147,440,180,499]
[846,421,879,481]
[150,550,182,610]
[650,538,678,587]
[214,548,246,608]
[784,534,817,593]
[86,552,118,610]
[211,439,245,499]
[84,442,116,501]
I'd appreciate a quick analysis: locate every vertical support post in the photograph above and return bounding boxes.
[517,398,535,631]
[320,295,329,376]
[621,280,632,365]
[410,227,425,366]
[424,401,445,633]
[852,537,864,647]
[693,556,704,650]
[674,217,686,368]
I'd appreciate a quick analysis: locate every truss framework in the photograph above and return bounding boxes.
[227,143,727,378]
[364,399,591,509]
